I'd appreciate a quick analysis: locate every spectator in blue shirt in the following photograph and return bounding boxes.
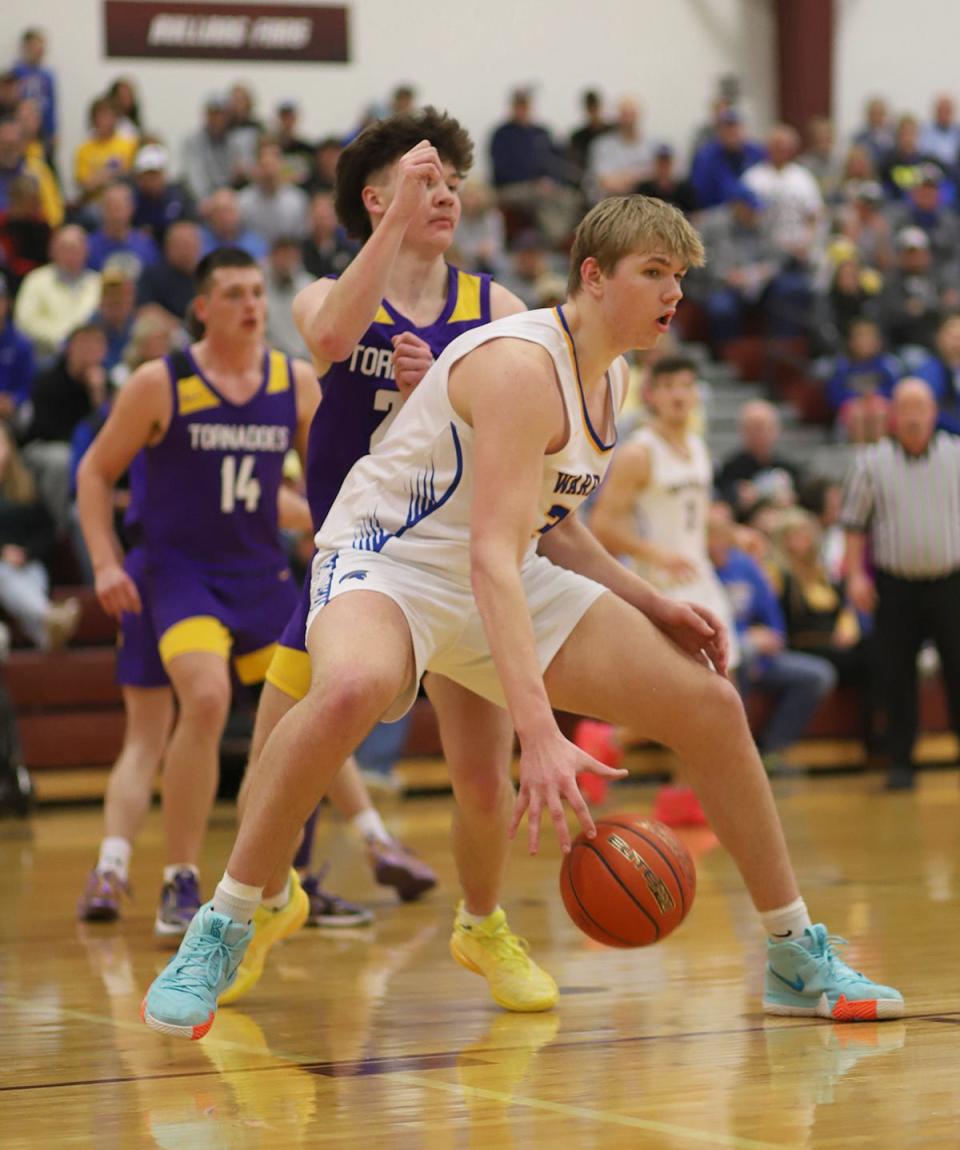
[914,313,960,435]
[690,108,766,210]
[825,318,901,442]
[11,29,56,145]
[86,182,159,276]
[708,503,836,773]
[130,144,195,245]
[91,261,136,374]
[0,276,33,421]
[198,187,268,262]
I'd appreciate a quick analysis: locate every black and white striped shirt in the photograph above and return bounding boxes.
[841,432,960,578]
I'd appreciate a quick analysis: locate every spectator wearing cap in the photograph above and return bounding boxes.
[181,96,237,202]
[586,97,653,200]
[86,182,159,276]
[692,184,781,349]
[852,97,895,168]
[136,220,200,322]
[567,89,612,180]
[264,236,312,358]
[301,191,357,279]
[889,163,960,273]
[13,225,100,356]
[91,259,136,372]
[11,31,55,146]
[690,107,765,210]
[198,187,268,261]
[489,88,579,246]
[236,138,309,245]
[880,115,947,202]
[130,144,195,244]
[73,96,137,207]
[634,144,697,214]
[274,102,314,187]
[0,277,33,421]
[920,95,960,168]
[880,226,954,353]
[842,377,960,789]
[0,115,62,229]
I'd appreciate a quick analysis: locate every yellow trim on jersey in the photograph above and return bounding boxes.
[177,374,221,416]
[266,350,291,394]
[234,642,278,685]
[448,271,482,323]
[373,304,394,325]
[264,644,311,701]
[550,309,616,456]
[158,615,231,666]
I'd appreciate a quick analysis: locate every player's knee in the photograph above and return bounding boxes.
[311,667,400,728]
[178,679,231,727]
[451,759,512,816]
[696,673,746,735]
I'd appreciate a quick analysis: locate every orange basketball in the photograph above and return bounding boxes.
[560,815,696,947]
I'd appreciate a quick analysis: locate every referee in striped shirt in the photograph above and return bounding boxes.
[842,377,960,790]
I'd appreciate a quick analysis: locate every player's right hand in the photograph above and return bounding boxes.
[388,140,447,226]
[94,564,142,618]
[391,331,434,399]
[509,732,628,855]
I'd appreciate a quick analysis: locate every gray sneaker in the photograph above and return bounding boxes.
[154,870,201,937]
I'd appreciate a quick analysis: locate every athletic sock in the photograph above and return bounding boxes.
[212,873,262,924]
[458,904,501,928]
[761,897,812,943]
[163,863,199,884]
[352,807,390,845]
[262,876,292,912]
[97,837,131,882]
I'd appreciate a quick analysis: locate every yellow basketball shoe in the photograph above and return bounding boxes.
[450,902,558,1013]
[219,871,309,1007]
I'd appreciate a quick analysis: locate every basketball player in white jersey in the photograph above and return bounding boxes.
[589,354,738,826]
[144,195,903,1040]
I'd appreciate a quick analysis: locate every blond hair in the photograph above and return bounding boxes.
[0,423,37,505]
[567,195,705,295]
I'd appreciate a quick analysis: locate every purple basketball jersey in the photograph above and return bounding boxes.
[305,265,492,528]
[140,347,296,572]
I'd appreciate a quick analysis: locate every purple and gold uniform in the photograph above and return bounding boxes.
[266,266,492,699]
[127,347,299,684]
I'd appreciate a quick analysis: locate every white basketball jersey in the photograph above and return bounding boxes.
[631,426,713,574]
[315,307,629,582]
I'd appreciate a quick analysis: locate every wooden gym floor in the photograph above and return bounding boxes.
[3,771,960,1149]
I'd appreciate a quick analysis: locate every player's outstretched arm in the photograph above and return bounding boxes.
[292,140,448,376]
[453,342,626,855]
[76,360,171,618]
[289,358,320,467]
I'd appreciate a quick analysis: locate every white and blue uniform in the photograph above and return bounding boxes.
[309,307,629,717]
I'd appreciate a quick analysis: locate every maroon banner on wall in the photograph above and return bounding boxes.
[103,1,349,62]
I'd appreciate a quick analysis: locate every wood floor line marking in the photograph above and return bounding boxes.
[388,1072,790,1150]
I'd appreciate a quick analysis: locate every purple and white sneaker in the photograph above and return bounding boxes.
[78,868,128,922]
[366,837,438,902]
[154,869,201,938]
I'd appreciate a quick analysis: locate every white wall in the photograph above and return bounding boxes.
[835,0,960,139]
[3,0,775,191]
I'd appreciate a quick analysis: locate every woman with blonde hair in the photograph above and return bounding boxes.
[0,422,79,648]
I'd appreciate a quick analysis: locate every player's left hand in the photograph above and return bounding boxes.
[391,332,434,399]
[648,596,729,677]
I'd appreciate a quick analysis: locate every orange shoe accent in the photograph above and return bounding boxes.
[831,995,879,1021]
[651,785,710,828]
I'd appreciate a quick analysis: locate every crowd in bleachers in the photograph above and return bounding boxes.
[0,26,956,786]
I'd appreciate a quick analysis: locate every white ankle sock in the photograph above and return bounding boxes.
[262,877,292,911]
[212,873,262,924]
[97,837,131,881]
[761,897,812,942]
[458,904,500,927]
[163,863,198,884]
[352,808,390,845]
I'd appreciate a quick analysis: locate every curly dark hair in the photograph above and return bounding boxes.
[334,107,474,241]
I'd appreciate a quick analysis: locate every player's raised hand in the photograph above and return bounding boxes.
[388,140,447,225]
[391,332,434,399]
[509,732,628,855]
[94,563,142,618]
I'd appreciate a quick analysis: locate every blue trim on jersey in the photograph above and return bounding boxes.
[311,551,340,610]
[353,422,464,553]
[555,305,616,453]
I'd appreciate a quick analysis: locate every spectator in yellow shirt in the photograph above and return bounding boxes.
[0,115,62,228]
[73,97,137,207]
